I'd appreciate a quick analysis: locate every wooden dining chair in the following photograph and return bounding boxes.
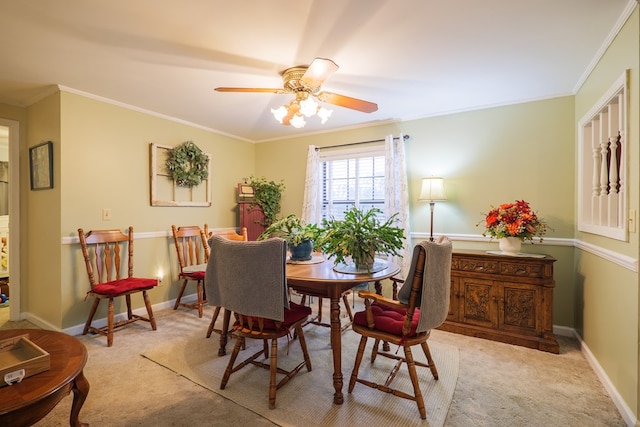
[348,237,452,419]
[205,236,312,409]
[171,225,210,318]
[205,227,248,339]
[78,227,158,347]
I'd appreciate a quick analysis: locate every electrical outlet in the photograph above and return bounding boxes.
[629,209,636,233]
[102,208,112,221]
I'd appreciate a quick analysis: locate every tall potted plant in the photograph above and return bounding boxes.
[317,206,404,271]
[248,176,285,227]
[258,214,322,261]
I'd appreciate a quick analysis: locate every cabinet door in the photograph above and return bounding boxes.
[498,282,541,336]
[460,277,497,328]
[447,277,460,322]
[239,203,265,241]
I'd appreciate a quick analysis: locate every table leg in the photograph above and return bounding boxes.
[330,296,344,405]
[70,370,90,427]
[218,309,231,356]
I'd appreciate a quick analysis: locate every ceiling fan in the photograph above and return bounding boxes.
[215,58,378,128]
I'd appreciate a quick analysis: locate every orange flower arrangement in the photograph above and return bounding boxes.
[480,200,548,241]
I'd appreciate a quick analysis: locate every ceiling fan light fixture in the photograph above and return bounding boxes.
[290,114,306,128]
[271,106,288,124]
[317,106,332,124]
[299,96,318,117]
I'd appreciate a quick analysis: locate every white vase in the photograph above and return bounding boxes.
[499,237,522,255]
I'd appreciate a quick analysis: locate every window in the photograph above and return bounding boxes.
[577,70,629,240]
[319,146,386,221]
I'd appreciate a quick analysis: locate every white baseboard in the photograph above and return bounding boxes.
[559,327,637,427]
[54,294,199,337]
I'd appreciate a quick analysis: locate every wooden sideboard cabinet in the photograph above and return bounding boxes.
[438,250,559,353]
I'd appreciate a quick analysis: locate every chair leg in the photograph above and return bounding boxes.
[316,297,323,323]
[174,279,188,310]
[371,338,381,363]
[196,280,204,318]
[107,298,115,347]
[220,337,244,390]
[142,290,157,331]
[405,345,427,419]
[421,341,439,380]
[341,294,354,322]
[206,306,221,338]
[295,325,313,372]
[348,335,368,392]
[268,337,278,409]
[263,339,270,359]
[125,294,133,319]
[83,298,100,335]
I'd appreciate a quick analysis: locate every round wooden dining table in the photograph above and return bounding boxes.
[286,258,400,405]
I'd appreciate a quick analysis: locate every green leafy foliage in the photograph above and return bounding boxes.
[248,176,285,227]
[165,141,209,188]
[316,206,405,268]
[257,214,322,246]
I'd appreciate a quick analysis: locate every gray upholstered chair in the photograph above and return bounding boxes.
[348,237,452,419]
[204,226,248,340]
[205,236,313,409]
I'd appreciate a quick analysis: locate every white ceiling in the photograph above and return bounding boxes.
[0,1,634,143]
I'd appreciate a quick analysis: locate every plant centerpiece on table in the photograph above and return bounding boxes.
[248,176,285,227]
[165,141,209,188]
[258,214,322,261]
[479,200,548,255]
[317,206,404,272]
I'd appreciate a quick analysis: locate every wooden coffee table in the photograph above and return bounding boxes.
[0,329,89,426]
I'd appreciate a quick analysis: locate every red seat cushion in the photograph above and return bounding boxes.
[180,271,205,280]
[236,302,312,331]
[353,303,420,337]
[91,277,158,297]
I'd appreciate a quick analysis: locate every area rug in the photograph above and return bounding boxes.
[142,324,458,427]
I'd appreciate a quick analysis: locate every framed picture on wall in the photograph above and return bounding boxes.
[29,141,53,190]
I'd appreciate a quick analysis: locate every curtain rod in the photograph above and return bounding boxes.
[316,134,410,151]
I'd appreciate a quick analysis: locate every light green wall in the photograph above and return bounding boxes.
[26,92,63,328]
[574,8,639,418]
[256,97,576,327]
[51,91,255,329]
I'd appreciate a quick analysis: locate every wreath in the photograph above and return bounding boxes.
[165,141,209,188]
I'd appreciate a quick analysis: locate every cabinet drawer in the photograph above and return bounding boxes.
[499,260,548,279]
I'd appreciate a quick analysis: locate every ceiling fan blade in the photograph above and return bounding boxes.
[215,87,286,94]
[316,92,378,113]
[300,58,339,89]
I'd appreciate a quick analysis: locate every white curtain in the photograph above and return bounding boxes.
[301,145,320,225]
[384,134,412,278]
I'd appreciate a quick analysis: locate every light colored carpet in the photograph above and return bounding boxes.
[142,324,459,427]
[1,301,627,426]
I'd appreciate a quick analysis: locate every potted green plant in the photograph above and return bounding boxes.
[248,176,285,227]
[258,214,322,261]
[316,206,405,271]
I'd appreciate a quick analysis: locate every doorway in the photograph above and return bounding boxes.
[0,119,20,325]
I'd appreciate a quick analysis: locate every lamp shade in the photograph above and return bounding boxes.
[418,177,447,201]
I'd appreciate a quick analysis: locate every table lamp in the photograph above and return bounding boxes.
[418,177,447,241]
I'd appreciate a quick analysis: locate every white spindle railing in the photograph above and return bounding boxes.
[578,70,627,241]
